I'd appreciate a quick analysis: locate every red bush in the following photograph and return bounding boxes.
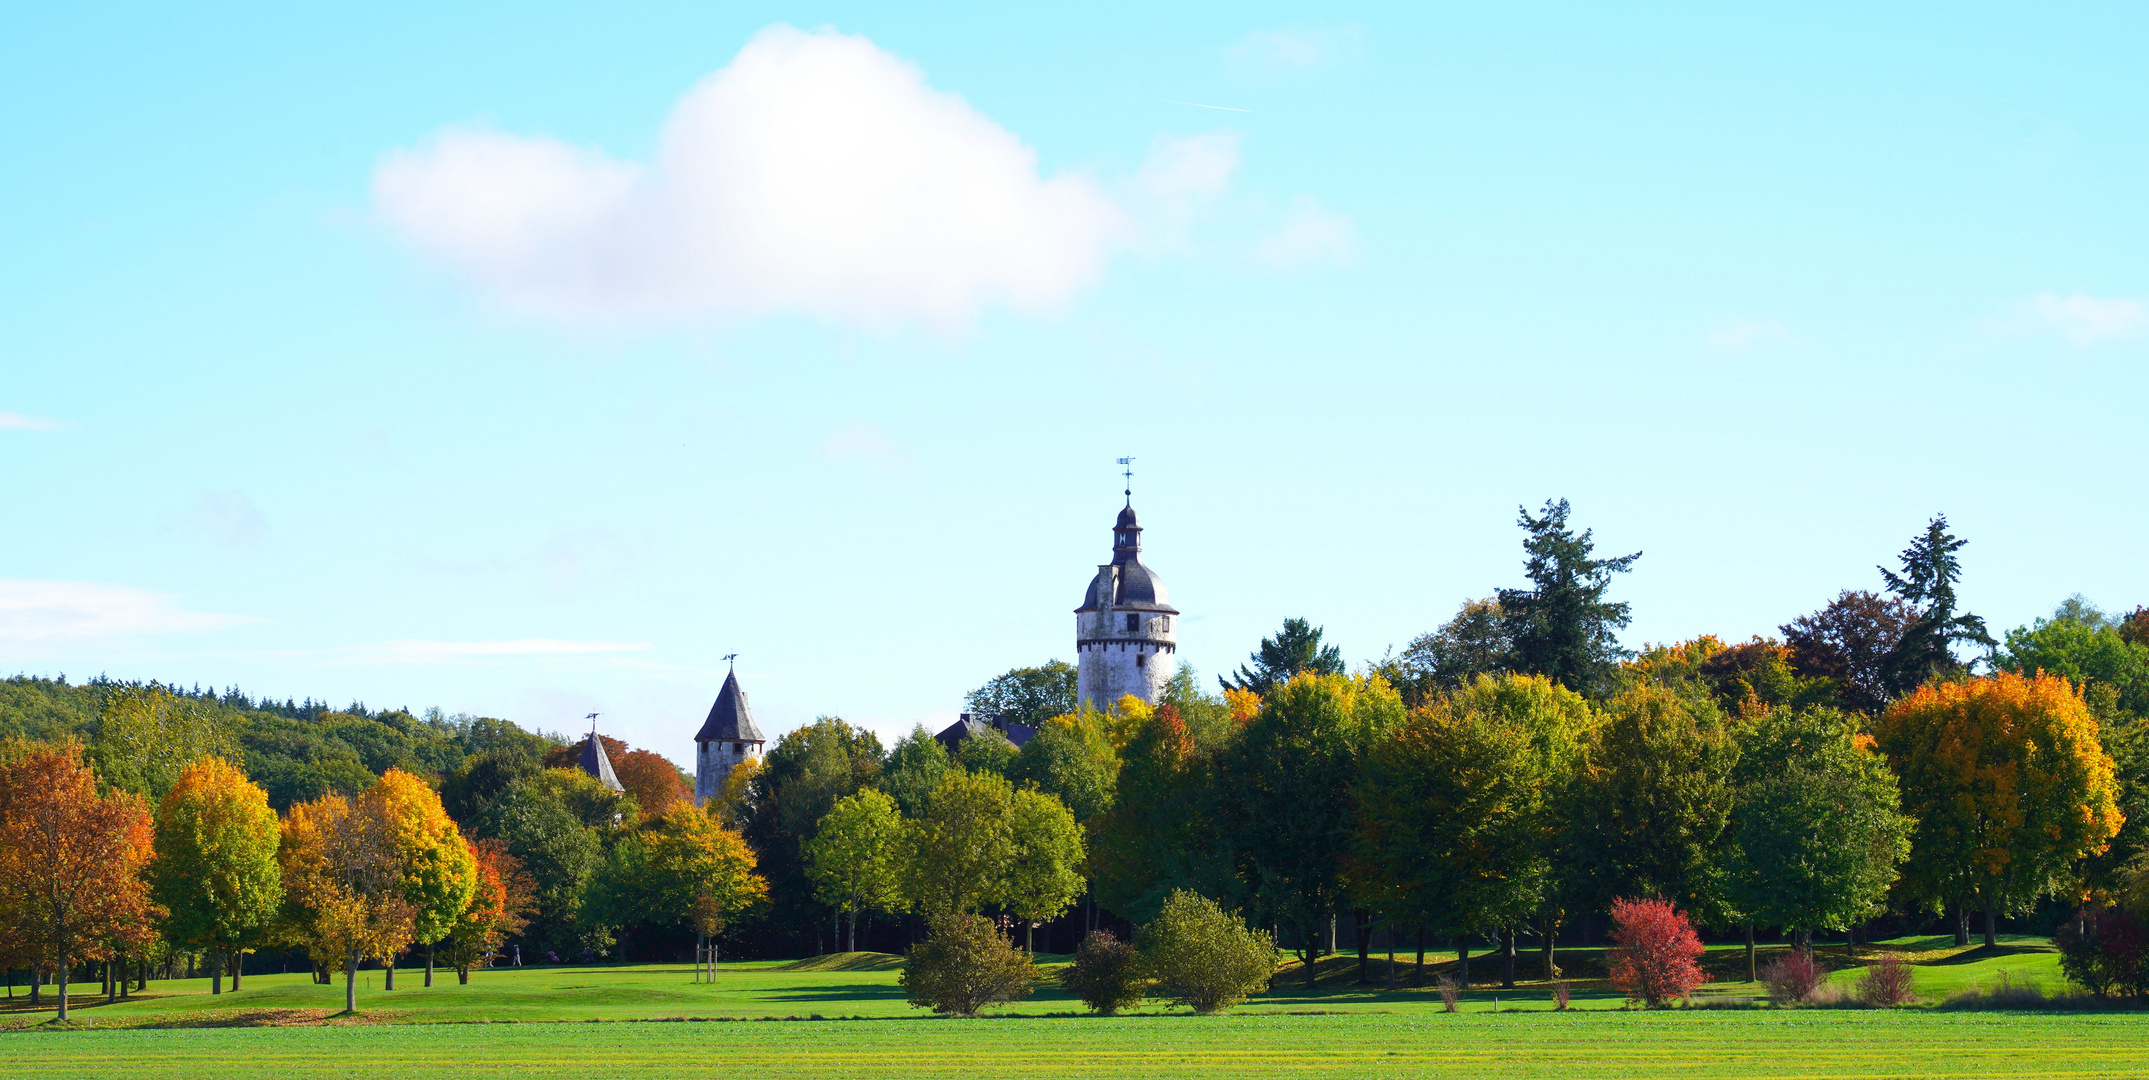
[1760,949,1823,1004]
[1606,897,1708,1007]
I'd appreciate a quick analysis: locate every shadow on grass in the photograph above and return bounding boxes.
[779,952,906,973]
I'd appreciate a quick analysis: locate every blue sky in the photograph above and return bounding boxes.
[4,2,2145,758]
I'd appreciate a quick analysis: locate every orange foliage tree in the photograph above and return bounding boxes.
[373,768,477,988]
[614,749,692,820]
[0,741,160,1021]
[441,837,535,983]
[279,790,415,1013]
[1875,672,2124,946]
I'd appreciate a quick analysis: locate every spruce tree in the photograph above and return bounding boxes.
[1496,499,1640,696]
[1877,514,1994,698]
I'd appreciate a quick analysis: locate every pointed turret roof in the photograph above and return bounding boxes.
[695,670,763,743]
[577,731,623,792]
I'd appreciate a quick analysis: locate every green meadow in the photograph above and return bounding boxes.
[8,936,2144,1079]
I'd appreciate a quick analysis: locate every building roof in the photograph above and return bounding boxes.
[1076,503,1178,614]
[933,713,1037,755]
[695,670,764,743]
[577,731,624,792]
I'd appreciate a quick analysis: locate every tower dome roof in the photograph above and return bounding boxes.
[1116,504,1139,529]
[1075,500,1178,614]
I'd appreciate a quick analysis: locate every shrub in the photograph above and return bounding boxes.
[1759,949,1824,1005]
[1857,953,1917,1007]
[2056,906,2148,999]
[1136,890,1280,1014]
[900,914,1039,1017]
[1941,969,2047,1010]
[1434,973,1462,1012]
[1606,897,1708,1007]
[1058,930,1147,1015]
[1551,980,1570,1011]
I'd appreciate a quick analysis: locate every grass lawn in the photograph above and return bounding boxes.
[5,935,2139,1078]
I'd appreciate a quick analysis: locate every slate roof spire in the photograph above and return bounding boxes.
[577,713,624,792]
[695,668,763,743]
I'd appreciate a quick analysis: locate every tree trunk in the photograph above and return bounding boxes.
[1455,936,1470,991]
[233,950,243,990]
[458,965,470,986]
[1953,901,1970,946]
[1355,910,1372,985]
[1982,894,1998,948]
[1025,921,1034,955]
[212,950,224,994]
[107,960,116,1004]
[56,948,69,1022]
[30,964,39,1007]
[1541,922,1558,982]
[1500,926,1516,990]
[849,909,859,954]
[1414,925,1426,987]
[1386,922,1397,991]
[345,950,358,1013]
[426,945,435,988]
[1745,924,1756,983]
[1328,912,1338,955]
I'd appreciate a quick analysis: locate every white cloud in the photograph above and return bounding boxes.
[817,422,908,467]
[2030,292,2149,346]
[0,411,62,431]
[375,25,1131,330]
[1228,26,1365,72]
[330,639,654,665]
[0,579,251,644]
[182,491,269,547]
[1256,197,1357,269]
[1708,318,1798,352]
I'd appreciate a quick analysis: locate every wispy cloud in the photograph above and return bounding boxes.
[181,491,269,547]
[2029,293,2148,346]
[1228,25,1366,73]
[0,579,252,643]
[0,411,62,431]
[326,639,655,665]
[817,422,909,468]
[1256,197,1358,269]
[1708,318,1798,352]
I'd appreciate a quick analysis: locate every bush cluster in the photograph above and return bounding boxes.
[1759,950,1823,1005]
[1606,897,1707,1007]
[2056,905,2148,1000]
[1856,953,1917,1007]
[1136,890,1280,1014]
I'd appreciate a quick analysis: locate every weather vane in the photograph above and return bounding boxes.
[722,652,738,673]
[585,712,600,734]
[1118,456,1135,503]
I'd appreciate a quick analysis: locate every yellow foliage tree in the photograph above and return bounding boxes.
[1875,672,2123,946]
[151,757,282,994]
[278,791,414,1013]
[373,768,478,988]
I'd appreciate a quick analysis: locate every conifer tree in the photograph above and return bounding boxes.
[1497,499,1640,696]
[1878,514,1995,699]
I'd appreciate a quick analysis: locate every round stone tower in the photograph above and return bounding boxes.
[1075,500,1178,710]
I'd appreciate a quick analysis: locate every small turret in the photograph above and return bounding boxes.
[694,667,764,807]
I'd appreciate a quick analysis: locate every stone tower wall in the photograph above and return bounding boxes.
[695,739,759,807]
[1075,590,1177,710]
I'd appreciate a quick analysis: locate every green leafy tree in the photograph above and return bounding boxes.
[93,685,239,801]
[964,662,1079,729]
[953,729,1019,777]
[1008,712,1119,824]
[1002,788,1086,951]
[1878,514,1996,699]
[1093,702,1241,924]
[1724,709,1912,956]
[1225,672,1404,987]
[151,757,283,993]
[1496,499,1641,697]
[1565,683,1739,915]
[877,726,952,819]
[1220,618,1345,695]
[1136,890,1280,1013]
[906,769,1016,917]
[469,776,605,956]
[1997,599,2149,719]
[805,789,908,952]
[742,718,884,944]
[1382,598,1513,707]
[1355,673,1594,985]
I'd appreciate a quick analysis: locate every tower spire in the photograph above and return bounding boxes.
[1118,456,1134,506]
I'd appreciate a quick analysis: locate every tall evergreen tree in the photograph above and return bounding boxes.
[1497,499,1641,696]
[1220,618,1345,695]
[1878,514,1995,698]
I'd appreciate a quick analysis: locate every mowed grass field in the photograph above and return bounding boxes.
[7,936,2144,1078]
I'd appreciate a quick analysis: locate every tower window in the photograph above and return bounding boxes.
[1137,652,1147,668]
[1125,613,1139,631]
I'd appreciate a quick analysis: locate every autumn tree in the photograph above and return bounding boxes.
[1002,787,1087,952]
[1875,672,2123,946]
[151,756,283,994]
[1220,618,1346,695]
[0,741,160,1021]
[1225,672,1405,988]
[1008,710,1119,825]
[805,789,907,952]
[640,805,766,971]
[613,750,693,821]
[1496,499,1641,696]
[375,768,478,987]
[1780,590,1917,714]
[1092,701,1241,925]
[441,838,535,983]
[1878,515,1995,699]
[279,790,414,1013]
[1355,673,1594,986]
[906,769,1016,917]
[1565,683,1739,916]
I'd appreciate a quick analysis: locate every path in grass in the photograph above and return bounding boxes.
[8,1010,2149,1079]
